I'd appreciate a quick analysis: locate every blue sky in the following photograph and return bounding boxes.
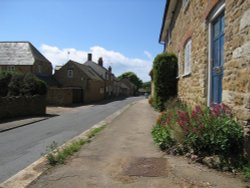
[1,0,166,81]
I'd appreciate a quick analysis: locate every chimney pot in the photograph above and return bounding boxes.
[87,53,92,61]
[98,57,103,67]
[108,66,112,73]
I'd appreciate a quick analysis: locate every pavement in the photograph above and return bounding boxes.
[2,99,250,188]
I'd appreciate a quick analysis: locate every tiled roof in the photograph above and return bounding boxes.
[0,41,51,65]
[69,60,103,81]
[84,60,108,79]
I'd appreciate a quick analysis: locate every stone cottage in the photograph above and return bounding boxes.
[84,53,114,98]
[159,0,250,127]
[52,60,105,105]
[0,41,52,76]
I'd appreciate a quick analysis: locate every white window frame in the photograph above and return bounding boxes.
[7,65,15,72]
[177,52,181,78]
[183,39,192,76]
[67,69,73,78]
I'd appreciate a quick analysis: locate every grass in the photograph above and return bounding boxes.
[243,165,250,181]
[45,125,106,166]
[87,126,106,139]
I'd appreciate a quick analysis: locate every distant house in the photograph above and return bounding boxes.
[53,60,105,104]
[120,78,136,96]
[84,53,114,98]
[159,0,250,126]
[0,41,52,76]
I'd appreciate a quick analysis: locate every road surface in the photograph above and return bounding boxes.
[0,97,142,183]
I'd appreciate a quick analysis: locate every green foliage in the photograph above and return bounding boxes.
[45,140,86,166]
[118,72,143,90]
[152,124,175,150]
[21,73,47,96]
[153,52,178,111]
[152,99,245,169]
[243,165,250,181]
[45,126,106,166]
[0,71,47,97]
[0,72,12,97]
[142,81,151,93]
[88,125,106,139]
[7,73,24,96]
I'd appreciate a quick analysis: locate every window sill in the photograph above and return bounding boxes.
[182,72,191,78]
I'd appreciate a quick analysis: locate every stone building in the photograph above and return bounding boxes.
[0,41,52,76]
[84,53,114,98]
[159,0,250,127]
[52,60,105,105]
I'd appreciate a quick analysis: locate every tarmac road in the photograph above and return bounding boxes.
[0,97,143,183]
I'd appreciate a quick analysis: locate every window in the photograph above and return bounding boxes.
[184,39,192,75]
[38,65,42,73]
[67,69,73,78]
[7,66,15,72]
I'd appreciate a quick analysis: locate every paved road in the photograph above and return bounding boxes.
[0,97,143,183]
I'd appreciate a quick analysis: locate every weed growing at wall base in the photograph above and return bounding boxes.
[45,125,106,166]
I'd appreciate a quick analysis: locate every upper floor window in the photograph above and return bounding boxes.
[7,66,15,72]
[38,65,42,73]
[184,39,192,75]
[67,69,73,78]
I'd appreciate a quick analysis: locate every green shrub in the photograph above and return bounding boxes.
[152,124,175,150]
[0,72,12,97]
[21,73,47,96]
[152,99,245,169]
[0,72,47,97]
[153,52,178,111]
[7,73,24,96]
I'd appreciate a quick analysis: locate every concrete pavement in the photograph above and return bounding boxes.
[24,99,249,188]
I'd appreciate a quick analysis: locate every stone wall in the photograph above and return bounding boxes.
[84,80,105,103]
[0,95,46,120]
[223,0,250,126]
[33,61,52,76]
[0,65,33,73]
[47,88,84,106]
[164,0,250,124]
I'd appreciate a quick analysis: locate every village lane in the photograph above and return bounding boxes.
[0,96,143,183]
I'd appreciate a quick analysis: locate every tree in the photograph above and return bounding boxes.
[118,72,143,90]
[142,81,151,93]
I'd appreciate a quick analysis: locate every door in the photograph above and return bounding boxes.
[211,13,224,104]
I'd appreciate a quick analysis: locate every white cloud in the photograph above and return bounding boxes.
[40,44,152,81]
[144,50,153,60]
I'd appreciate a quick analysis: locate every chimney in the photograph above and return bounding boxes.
[108,66,112,73]
[98,57,103,67]
[87,53,92,61]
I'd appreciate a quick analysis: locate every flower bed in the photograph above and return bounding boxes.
[152,99,246,170]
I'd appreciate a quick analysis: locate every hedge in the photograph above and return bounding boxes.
[0,71,47,97]
[153,52,178,111]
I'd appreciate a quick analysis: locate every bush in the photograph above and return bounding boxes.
[152,99,245,169]
[0,72,12,97]
[0,71,47,97]
[153,52,178,111]
[21,73,47,96]
[7,73,24,96]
